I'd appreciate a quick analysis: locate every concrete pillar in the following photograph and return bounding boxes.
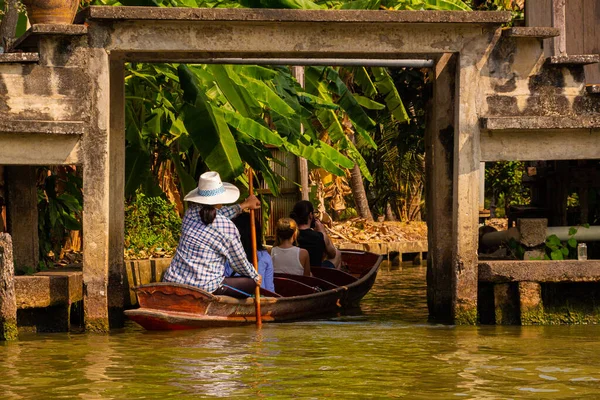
[494,283,519,325]
[5,166,39,273]
[452,39,496,323]
[426,53,456,323]
[519,282,543,325]
[0,233,18,340]
[82,39,125,332]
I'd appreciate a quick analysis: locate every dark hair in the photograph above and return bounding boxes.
[200,205,217,225]
[290,200,314,225]
[232,212,264,262]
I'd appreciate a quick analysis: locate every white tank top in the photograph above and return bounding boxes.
[271,246,304,275]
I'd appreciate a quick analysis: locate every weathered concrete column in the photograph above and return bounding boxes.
[426,53,456,323]
[519,282,543,325]
[452,30,501,323]
[0,233,18,340]
[5,166,39,273]
[494,283,519,325]
[82,35,125,332]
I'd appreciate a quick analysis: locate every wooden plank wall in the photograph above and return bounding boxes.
[526,0,600,83]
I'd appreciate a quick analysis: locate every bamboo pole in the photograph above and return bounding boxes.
[248,169,262,328]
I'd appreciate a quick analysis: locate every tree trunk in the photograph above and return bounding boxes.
[385,202,396,221]
[0,0,20,50]
[350,164,373,221]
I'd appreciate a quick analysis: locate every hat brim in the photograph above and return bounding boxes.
[183,182,240,205]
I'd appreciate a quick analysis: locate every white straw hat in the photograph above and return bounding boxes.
[184,171,240,205]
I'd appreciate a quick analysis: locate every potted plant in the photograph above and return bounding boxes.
[21,0,79,25]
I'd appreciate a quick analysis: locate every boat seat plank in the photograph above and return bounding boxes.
[310,267,358,286]
[273,278,320,297]
[274,273,339,291]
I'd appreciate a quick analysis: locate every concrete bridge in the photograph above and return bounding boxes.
[1,5,600,334]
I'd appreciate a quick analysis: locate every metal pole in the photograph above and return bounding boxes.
[188,58,435,68]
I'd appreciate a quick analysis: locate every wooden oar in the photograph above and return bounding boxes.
[248,168,262,328]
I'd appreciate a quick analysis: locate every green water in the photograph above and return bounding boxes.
[2,264,600,399]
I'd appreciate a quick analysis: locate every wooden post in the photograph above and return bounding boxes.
[551,0,567,56]
[0,233,18,340]
[291,66,310,201]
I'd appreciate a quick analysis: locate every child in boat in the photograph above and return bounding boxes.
[224,212,275,292]
[271,217,311,276]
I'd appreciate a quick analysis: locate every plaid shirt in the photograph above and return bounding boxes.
[163,204,260,292]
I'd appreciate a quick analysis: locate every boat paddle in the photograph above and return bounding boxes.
[248,168,262,328]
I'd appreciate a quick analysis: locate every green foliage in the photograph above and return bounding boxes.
[37,168,83,271]
[124,192,182,259]
[361,67,429,220]
[543,224,590,261]
[485,161,530,217]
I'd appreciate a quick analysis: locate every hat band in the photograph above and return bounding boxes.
[197,186,226,197]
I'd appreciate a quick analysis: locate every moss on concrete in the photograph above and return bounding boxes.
[0,318,18,340]
[85,318,110,333]
[455,306,478,325]
[521,306,600,325]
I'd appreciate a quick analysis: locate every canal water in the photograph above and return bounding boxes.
[2,263,600,399]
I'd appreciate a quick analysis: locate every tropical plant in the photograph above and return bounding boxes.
[124,191,182,259]
[485,161,530,218]
[37,167,83,270]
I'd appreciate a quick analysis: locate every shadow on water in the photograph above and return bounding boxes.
[2,261,600,399]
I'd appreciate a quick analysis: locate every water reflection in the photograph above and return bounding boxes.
[1,264,600,399]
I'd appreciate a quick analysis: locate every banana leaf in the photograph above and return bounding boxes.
[220,108,285,147]
[351,67,378,98]
[211,65,262,118]
[178,65,244,182]
[353,94,385,110]
[371,67,409,123]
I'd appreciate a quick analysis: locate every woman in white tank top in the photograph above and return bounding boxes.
[271,218,311,276]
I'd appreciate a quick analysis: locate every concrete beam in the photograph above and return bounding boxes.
[479,260,600,283]
[0,133,81,165]
[480,129,600,161]
[14,270,82,309]
[426,53,456,323]
[80,7,512,24]
[80,9,509,61]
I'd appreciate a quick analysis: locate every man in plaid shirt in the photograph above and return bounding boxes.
[162,171,262,296]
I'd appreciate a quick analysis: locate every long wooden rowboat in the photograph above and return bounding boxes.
[125,250,382,330]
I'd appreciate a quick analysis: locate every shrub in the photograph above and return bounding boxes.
[124,192,181,259]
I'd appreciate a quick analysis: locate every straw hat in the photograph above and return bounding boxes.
[183,171,240,205]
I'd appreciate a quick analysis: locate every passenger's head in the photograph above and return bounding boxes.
[184,171,240,225]
[275,218,298,246]
[290,200,314,226]
[232,212,264,261]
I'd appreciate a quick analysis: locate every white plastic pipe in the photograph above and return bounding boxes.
[481,225,600,247]
[547,226,600,241]
[192,58,435,68]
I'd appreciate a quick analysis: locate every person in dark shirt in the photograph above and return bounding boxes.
[290,200,341,269]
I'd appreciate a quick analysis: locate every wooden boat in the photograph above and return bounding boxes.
[125,250,382,330]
